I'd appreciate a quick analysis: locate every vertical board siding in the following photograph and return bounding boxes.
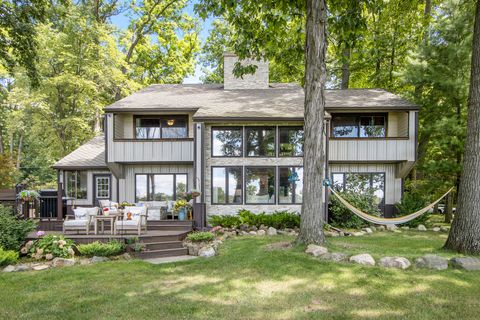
[109,140,194,162]
[329,163,402,205]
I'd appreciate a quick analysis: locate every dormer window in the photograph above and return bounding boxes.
[332,114,386,138]
[135,115,188,139]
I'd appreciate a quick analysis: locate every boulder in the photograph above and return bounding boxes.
[386,225,397,231]
[377,226,386,231]
[91,256,110,264]
[79,258,92,266]
[248,231,257,236]
[450,257,480,271]
[440,226,450,232]
[349,254,375,266]
[417,224,427,231]
[198,247,216,258]
[401,226,410,230]
[32,264,50,271]
[15,264,32,272]
[305,244,328,257]
[186,243,202,256]
[352,232,365,237]
[240,231,249,236]
[432,227,441,232]
[250,225,258,231]
[370,226,377,232]
[324,231,339,237]
[362,228,373,234]
[378,257,411,270]
[240,224,249,231]
[267,227,277,236]
[257,230,266,236]
[52,257,75,267]
[319,252,348,262]
[414,255,448,270]
[277,230,288,235]
[2,265,15,272]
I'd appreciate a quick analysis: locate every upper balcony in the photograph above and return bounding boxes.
[106,112,194,163]
[328,111,417,163]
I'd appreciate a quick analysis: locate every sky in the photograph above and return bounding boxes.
[110,1,213,84]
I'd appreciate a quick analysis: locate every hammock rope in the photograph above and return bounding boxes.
[328,187,454,225]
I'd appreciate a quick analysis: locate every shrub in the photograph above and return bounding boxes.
[209,210,300,229]
[395,191,429,227]
[0,205,37,251]
[209,215,242,228]
[0,247,19,266]
[26,235,75,260]
[77,241,125,257]
[329,191,381,229]
[186,231,215,242]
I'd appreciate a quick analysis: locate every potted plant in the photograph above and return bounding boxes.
[173,199,191,221]
[17,190,40,203]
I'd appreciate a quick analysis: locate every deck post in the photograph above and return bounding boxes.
[57,181,64,221]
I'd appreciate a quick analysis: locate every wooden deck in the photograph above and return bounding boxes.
[29,220,194,258]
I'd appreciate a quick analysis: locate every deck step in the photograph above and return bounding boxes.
[147,225,193,231]
[144,241,184,250]
[137,247,188,259]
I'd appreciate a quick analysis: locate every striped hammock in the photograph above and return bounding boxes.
[328,187,454,225]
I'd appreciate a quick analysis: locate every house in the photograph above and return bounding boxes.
[52,53,418,226]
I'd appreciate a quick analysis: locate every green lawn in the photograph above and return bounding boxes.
[1,232,479,320]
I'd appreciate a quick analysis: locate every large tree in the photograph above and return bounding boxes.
[196,0,328,244]
[444,0,480,254]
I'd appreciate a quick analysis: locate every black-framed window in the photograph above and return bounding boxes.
[245,167,275,204]
[279,167,303,204]
[245,127,276,157]
[212,127,243,157]
[135,173,187,202]
[332,114,386,138]
[279,127,304,156]
[332,172,385,207]
[212,167,243,204]
[135,115,188,139]
[65,171,87,200]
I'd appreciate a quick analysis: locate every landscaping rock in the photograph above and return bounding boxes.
[386,225,397,231]
[248,231,257,236]
[450,257,480,271]
[349,254,375,266]
[378,257,411,270]
[324,231,339,237]
[377,225,386,231]
[257,230,266,236]
[319,252,348,262]
[240,224,248,231]
[305,244,328,257]
[440,226,450,232]
[32,264,50,271]
[91,256,110,264]
[15,264,32,272]
[362,228,373,234]
[198,247,216,258]
[401,226,410,230]
[417,224,427,231]
[2,265,15,272]
[267,227,277,236]
[432,227,441,232]
[415,255,448,270]
[352,232,365,237]
[370,226,377,232]
[79,258,92,266]
[186,243,202,256]
[240,231,249,236]
[277,230,288,235]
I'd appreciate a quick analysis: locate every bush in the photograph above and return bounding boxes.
[329,191,381,229]
[0,247,19,266]
[395,191,429,227]
[186,231,215,242]
[77,241,125,257]
[26,235,75,259]
[209,210,300,229]
[0,205,37,251]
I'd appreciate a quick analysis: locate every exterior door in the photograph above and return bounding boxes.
[94,174,111,206]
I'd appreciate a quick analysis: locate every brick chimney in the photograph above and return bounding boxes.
[223,53,269,89]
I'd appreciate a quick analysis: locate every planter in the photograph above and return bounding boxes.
[178,208,186,221]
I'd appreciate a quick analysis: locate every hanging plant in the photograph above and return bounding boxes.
[17,190,40,203]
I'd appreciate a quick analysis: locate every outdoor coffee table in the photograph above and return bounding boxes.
[94,214,120,235]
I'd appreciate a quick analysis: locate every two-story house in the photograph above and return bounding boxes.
[53,53,418,226]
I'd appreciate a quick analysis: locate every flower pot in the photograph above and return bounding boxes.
[178,208,186,221]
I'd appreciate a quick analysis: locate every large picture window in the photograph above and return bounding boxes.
[245,127,276,157]
[212,127,243,157]
[135,115,188,139]
[279,167,303,204]
[332,114,386,138]
[332,172,385,207]
[212,167,243,204]
[279,127,304,156]
[245,167,275,204]
[65,171,87,200]
[135,173,187,202]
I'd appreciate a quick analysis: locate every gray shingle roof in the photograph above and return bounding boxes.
[105,84,418,120]
[52,135,106,169]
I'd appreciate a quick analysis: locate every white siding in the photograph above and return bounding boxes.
[111,140,194,163]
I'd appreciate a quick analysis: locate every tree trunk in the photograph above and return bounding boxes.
[444,193,453,224]
[16,133,23,169]
[0,132,4,154]
[299,0,327,245]
[340,46,350,89]
[444,0,480,254]
[433,203,439,215]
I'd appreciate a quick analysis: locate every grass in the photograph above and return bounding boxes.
[1,232,479,320]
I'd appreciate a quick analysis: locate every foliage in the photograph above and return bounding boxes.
[0,155,18,188]
[210,210,300,229]
[17,190,40,202]
[0,206,37,251]
[25,234,75,259]
[0,247,19,266]
[77,241,125,257]
[173,199,191,213]
[177,190,201,202]
[329,191,381,229]
[186,231,215,243]
[395,191,430,228]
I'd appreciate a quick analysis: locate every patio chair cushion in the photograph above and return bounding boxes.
[64,219,89,227]
[98,200,110,208]
[73,208,89,220]
[124,206,145,221]
[115,220,140,228]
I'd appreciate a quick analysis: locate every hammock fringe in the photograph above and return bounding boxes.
[328,187,453,225]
